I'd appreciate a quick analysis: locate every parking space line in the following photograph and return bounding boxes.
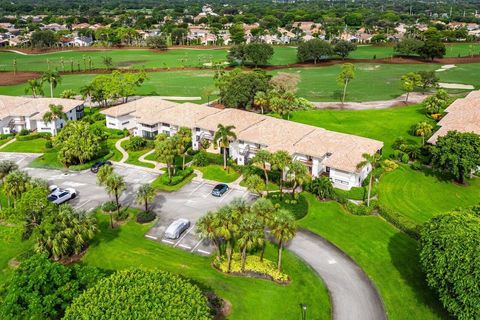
[75,200,91,209]
[219,188,234,203]
[146,235,158,240]
[189,182,204,196]
[174,226,194,247]
[179,244,192,250]
[197,249,211,255]
[191,240,203,252]
[161,239,175,244]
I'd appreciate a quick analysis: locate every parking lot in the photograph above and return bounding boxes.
[146,179,256,256]
[0,153,158,212]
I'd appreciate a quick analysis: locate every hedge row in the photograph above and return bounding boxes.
[377,204,420,240]
[160,167,194,186]
[16,132,51,141]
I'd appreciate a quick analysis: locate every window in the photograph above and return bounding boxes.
[141,123,157,129]
[142,130,158,139]
[122,121,130,125]
[161,122,170,127]
[108,122,116,126]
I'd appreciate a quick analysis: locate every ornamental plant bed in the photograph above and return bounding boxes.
[212,254,290,285]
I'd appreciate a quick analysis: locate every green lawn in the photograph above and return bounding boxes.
[0,223,32,284]
[0,47,297,72]
[378,165,480,226]
[436,62,480,87]
[1,138,48,153]
[299,194,447,320]
[289,104,430,155]
[195,165,241,183]
[120,140,155,169]
[82,212,331,320]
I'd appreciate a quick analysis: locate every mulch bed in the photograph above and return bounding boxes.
[0,71,41,85]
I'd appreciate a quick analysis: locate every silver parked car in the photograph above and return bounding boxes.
[47,185,77,205]
[164,218,190,239]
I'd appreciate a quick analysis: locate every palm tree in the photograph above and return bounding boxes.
[97,169,126,228]
[271,150,292,198]
[250,198,275,262]
[215,204,240,272]
[0,161,19,208]
[356,153,381,207]
[251,150,272,195]
[42,104,67,135]
[177,127,192,170]
[135,184,156,212]
[213,124,237,171]
[3,170,30,207]
[253,91,269,114]
[270,209,296,271]
[24,79,44,98]
[41,71,62,98]
[287,160,310,199]
[415,122,433,145]
[237,213,264,272]
[196,212,221,257]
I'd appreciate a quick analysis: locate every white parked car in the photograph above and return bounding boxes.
[47,185,77,205]
[165,219,190,239]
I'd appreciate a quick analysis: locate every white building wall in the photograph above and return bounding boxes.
[106,115,135,130]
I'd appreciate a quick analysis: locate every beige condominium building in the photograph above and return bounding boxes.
[102,97,384,190]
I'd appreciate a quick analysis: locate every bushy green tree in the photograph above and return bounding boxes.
[394,38,424,56]
[337,63,355,104]
[306,176,335,200]
[431,131,480,184]
[420,207,480,319]
[401,72,422,103]
[229,23,245,44]
[0,254,105,320]
[63,269,211,320]
[423,89,450,115]
[243,174,265,197]
[334,40,357,59]
[54,121,103,166]
[297,39,333,64]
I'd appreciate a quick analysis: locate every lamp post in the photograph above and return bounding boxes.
[301,304,307,320]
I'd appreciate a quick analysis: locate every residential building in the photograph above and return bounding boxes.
[428,90,480,144]
[102,97,383,189]
[0,96,84,136]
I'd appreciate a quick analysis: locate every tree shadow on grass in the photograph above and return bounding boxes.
[89,215,121,248]
[387,232,449,319]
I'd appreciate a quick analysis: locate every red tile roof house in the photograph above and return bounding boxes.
[102,98,383,190]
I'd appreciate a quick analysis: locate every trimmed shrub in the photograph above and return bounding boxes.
[45,140,53,149]
[193,151,209,166]
[411,161,423,170]
[136,211,156,223]
[401,153,410,164]
[377,204,420,239]
[114,208,129,221]
[345,202,374,216]
[0,133,13,140]
[160,167,194,186]
[102,201,118,213]
[18,129,30,136]
[125,136,147,151]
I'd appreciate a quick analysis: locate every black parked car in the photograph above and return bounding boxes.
[211,184,229,197]
[91,160,112,173]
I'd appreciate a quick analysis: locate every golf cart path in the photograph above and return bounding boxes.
[115,137,129,163]
[287,229,386,320]
[312,92,429,110]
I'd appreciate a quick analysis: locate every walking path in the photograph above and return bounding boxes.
[115,137,129,163]
[287,230,386,320]
[138,149,165,170]
[0,138,16,150]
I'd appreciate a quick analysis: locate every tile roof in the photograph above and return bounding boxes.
[101,97,384,173]
[428,90,480,144]
[0,95,82,120]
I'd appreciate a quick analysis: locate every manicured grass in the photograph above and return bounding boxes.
[107,138,123,162]
[378,165,480,226]
[82,212,331,320]
[121,141,155,169]
[279,63,439,102]
[437,62,480,87]
[349,45,394,59]
[289,104,430,155]
[267,193,308,220]
[195,164,241,183]
[0,137,13,147]
[0,223,32,284]
[151,172,196,192]
[299,193,447,320]
[0,137,48,153]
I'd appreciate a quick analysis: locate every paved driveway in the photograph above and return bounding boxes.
[0,153,158,211]
[146,179,256,255]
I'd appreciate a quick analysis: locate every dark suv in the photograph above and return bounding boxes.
[212,184,229,197]
[91,160,112,173]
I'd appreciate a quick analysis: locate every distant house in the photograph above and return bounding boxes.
[102,97,383,190]
[0,96,85,136]
[428,90,480,144]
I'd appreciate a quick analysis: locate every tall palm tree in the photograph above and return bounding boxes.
[41,70,62,98]
[251,198,275,262]
[356,153,381,207]
[42,104,67,135]
[415,122,433,146]
[271,150,292,198]
[270,209,297,271]
[24,79,44,98]
[253,91,269,114]
[237,213,264,272]
[135,184,156,212]
[97,169,126,228]
[0,161,19,208]
[288,160,310,199]
[213,124,237,171]
[251,150,272,195]
[177,127,192,170]
[196,212,221,257]
[3,170,30,207]
[215,204,240,272]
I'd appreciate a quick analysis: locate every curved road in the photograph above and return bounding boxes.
[287,230,386,320]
